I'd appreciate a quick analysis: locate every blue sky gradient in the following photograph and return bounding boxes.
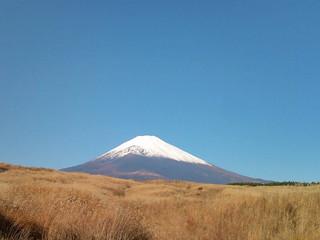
[1,1,319,182]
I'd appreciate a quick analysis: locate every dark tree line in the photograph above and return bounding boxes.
[228,181,320,187]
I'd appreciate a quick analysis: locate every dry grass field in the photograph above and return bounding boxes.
[0,162,319,240]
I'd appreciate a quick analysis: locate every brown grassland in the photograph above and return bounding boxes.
[0,162,319,240]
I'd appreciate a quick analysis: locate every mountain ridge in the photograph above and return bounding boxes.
[62,135,269,184]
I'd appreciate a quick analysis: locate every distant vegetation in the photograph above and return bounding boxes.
[229,181,320,186]
[0,162,320,240]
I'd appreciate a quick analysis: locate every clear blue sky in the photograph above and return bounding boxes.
[1,1,319,182]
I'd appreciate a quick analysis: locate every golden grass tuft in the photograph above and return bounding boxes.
[0,162,319,240]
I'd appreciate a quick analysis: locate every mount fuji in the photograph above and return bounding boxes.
[61,135,267,184]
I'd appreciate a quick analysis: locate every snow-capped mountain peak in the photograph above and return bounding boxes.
[62,135,268,184]
[95,135,210,165]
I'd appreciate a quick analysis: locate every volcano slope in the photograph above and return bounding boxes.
[62,135,268,184]
[0,162,319,240]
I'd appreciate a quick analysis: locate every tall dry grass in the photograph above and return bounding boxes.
[141,184,320,240]
[0,162,319,240]
[0,163,150,240]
